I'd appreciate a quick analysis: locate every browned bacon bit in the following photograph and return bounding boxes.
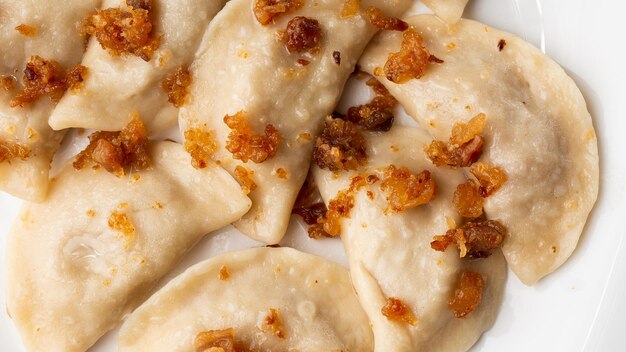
[313,116,367,171]
[425,114,486,168]
[380,165,436,213]
[219,265,230,281]
[83,2,159,62]
[0,76,16,91]
[10,56,67,107]
[497,39,507,51]
[224,111,281,163]
[296,58,310,66]
[263,308,286,339]
[321,190,354,236]
[341,0,360,17]
[431,219,506,259]
[292,174,333,239]
[65,65,89,92]
[428,54,444,64]
[382,297,417,326]
[0,140,31,163]
[453,180,484,218]
[73,115,150,175]
[448,271,484,319]
[364,7,408,31]
[283,16,321,53]
[234,165,258,194]
[15,24,37,37]
[253,0,304,25]
[184,128,217,169]
[195,328,242,352]
[161,66,191,108]
[345,78,397,131]
[470,162,507,197]
[333,51,341,65]
[384,28,430,84]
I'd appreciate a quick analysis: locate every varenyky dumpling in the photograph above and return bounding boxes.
[421,0,469,24]
[6,141,251,352]
[119,247,374,351]
[48,0,227,133]
[179,0,413,244]
[313,126,506,351]
[358,15,599,285]
[0,0,101,201]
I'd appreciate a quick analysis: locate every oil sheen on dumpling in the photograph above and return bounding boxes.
[48,0,227,133]
[313,126,506,352]
[0,0,101,201]
[358,15,599,285]
[6,141,251,352]
[179,0,413,244]
[119,247,374,351]
[421,0,469,24]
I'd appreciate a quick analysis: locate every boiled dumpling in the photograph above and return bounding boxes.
[6,141,251,352]
[313,125,506,352]
[179,0,413,244]
[421,0,469,24]
[48,0,227,133]
[119,247,374,351]
[358,15,599,285]
[0,0,102,201]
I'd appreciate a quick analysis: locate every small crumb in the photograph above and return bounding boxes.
[497,39,507,51]
[219,265,230,280]
[275,167,288,179]
[333,51,341,65]
[86,209,96,217]
[15,24,37,37]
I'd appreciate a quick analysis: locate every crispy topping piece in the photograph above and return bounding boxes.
[292,174,333,239]
[321,190,354,236]
[380,165,436,213]
[470,162,507,197]
[282,16,321,53]
[341,0,360,17]
[1,76,16,91]
[448,271,484,318]
[498,39,507,51]
[234,166,258,194]
[0,140,31,163]
[453,180,484,218]
[253,0,304,25]
[184,128,217,169]
[162,66,191,108]
[224,111,281,163]
[364,7,408,31]
[195,328,241,352]
[10,56,86,107]
[333,51,341,65]
[384,28,430,83]
[313,117,367,171]
[219,265,230,281]
[425,113,486,168]
[83,1,159,61]
[431,219,506,259]
[74,115,150,175]
[15,24,37,37]
[381,297,417,326]
[65,64,89,92]
[263,308,286,339]
[345,77,397,131]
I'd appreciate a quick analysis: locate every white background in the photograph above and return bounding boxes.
[1,0,626,351]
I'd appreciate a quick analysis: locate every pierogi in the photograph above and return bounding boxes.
[422,0,469,24]
[0,0,101,201]
[358,15,599,285]
[119,247,374,352]
[179,0,413,244]
[6,141,251,352]
[49,0,227,134]
[313,126,506,352]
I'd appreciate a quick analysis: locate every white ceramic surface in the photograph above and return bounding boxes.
[1,0,625,351]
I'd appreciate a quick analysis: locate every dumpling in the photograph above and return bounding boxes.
[313,125,506,352]
[48,0,227,133]
[118,247,374,351]
[6,141,251,352]
[179,0,413,244]
[421,0,469,24]
[0,0,101,201]
[358,15,599,285]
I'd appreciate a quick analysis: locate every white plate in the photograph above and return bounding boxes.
[2,0,625,351]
